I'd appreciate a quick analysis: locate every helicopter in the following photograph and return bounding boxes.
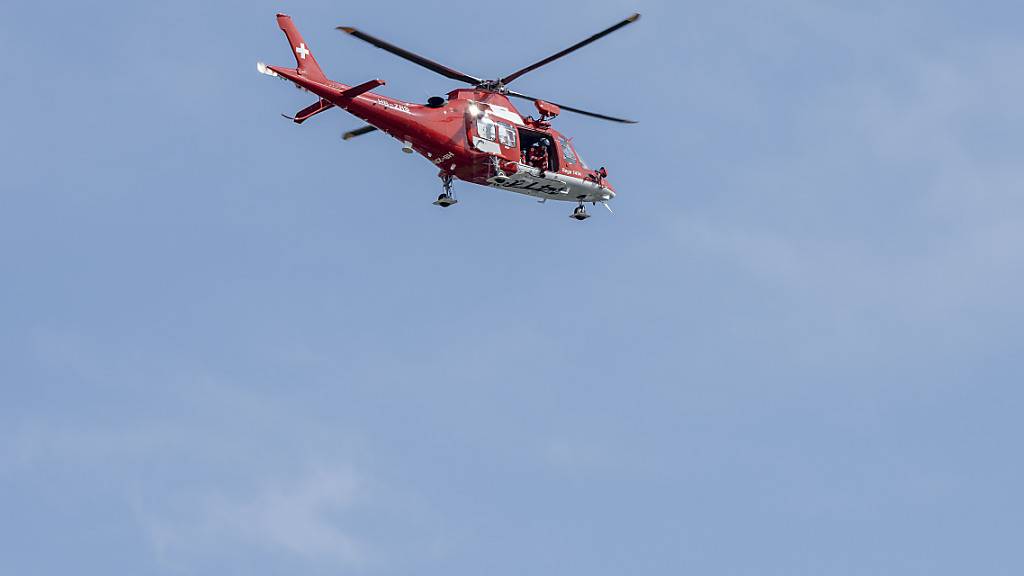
[257,12,639,220]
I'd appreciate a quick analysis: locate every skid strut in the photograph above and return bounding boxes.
[433,173,458,207]
[570,200,591,220]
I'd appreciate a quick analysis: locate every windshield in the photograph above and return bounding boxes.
[558,136,587,168]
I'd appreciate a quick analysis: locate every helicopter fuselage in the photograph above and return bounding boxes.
[266,66,616,204]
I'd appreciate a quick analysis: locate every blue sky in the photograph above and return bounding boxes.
[2,1,1023,574]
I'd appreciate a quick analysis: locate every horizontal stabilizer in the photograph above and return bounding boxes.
[341,78,386,99]
[283,98,335,124]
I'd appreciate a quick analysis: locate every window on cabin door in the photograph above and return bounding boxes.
[476,116,497,141]
[496,120,517,148]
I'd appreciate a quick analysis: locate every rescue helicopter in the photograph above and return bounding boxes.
[257,12,640,220]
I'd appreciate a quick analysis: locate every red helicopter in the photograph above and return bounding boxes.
[258,13,640,220]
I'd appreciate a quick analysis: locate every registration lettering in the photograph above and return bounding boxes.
[432,151,454,165]
[376,98,411,114]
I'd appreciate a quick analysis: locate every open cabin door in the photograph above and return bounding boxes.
[517,127,560,173]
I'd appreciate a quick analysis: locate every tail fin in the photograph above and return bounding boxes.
[276,13,327,83]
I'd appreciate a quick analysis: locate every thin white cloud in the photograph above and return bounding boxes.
[146,465,365,570]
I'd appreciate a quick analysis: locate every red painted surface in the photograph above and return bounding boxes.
[265,14,618,200]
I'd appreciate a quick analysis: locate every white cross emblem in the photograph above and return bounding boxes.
[295,43,310,60]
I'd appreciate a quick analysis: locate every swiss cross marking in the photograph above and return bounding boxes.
[295,43,310,60]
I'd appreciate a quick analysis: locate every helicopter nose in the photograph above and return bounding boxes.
[600,180,616,200]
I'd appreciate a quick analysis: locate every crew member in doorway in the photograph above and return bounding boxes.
[528,139,550,177]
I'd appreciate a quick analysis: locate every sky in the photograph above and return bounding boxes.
[2,1,1023,574]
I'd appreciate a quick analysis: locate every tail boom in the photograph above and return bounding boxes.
[259,14,411,134]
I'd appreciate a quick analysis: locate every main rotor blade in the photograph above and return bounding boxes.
[342,125,379,140]
[507,91,637,124]
[499,13,640,85]
[337,26,482,85]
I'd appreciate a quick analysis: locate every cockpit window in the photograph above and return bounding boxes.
[558,136,579,165]
[476,116,497,141]
[496,120,517,148]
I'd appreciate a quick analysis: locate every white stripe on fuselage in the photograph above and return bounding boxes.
[477,102,524,125]
[488,164,614,202]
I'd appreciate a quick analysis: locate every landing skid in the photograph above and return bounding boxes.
[570,202,591,220]
[433,173,457,207]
